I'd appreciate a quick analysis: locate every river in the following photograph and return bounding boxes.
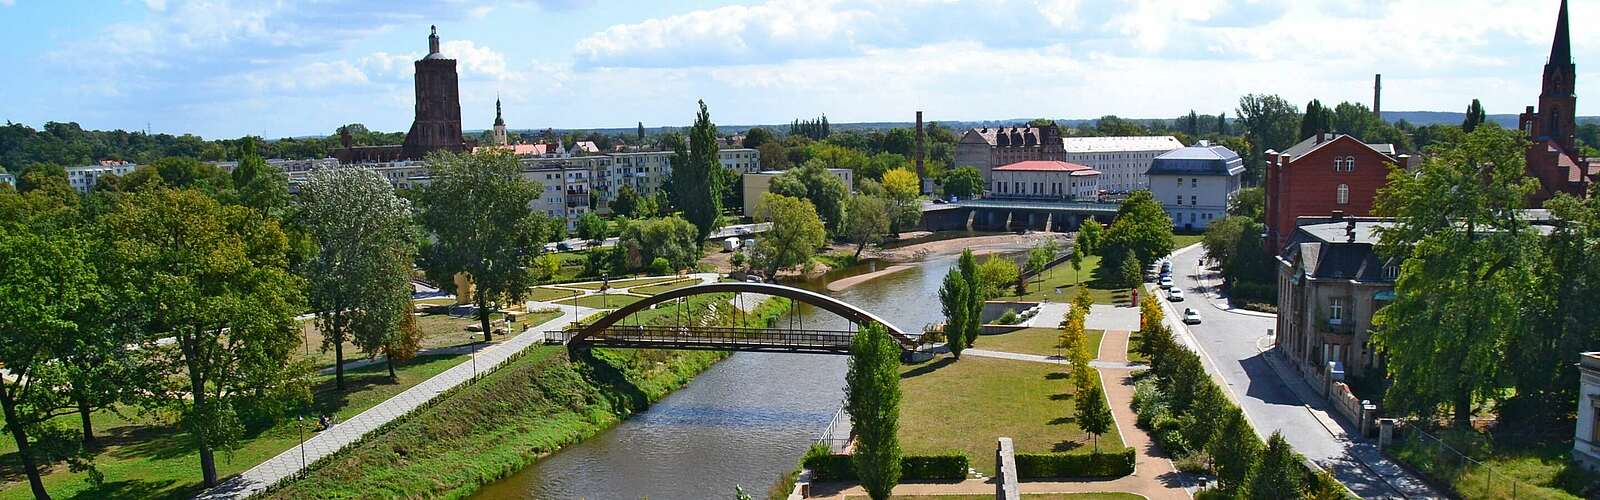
[471,255,961,499]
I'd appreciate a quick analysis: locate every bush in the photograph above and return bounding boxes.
[649,256,672,275]
[1173,450,1212,474]
[803,452,970,481]
[1013,449,1136,479]
[996,309,1019,325]
[1227,280,1275,305]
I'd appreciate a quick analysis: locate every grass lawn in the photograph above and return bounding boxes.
[0,353,469,500]
[1172,234,1204,249]
[1002,254,1129,305]
[631,278,702,296]
[563,276,682,290]
[979,328,1104,359]
[1388,427,1600,499]
[295,309,506,370]
[898,355,1123,475]
[553,293,644,309]
[1126,330,1147,364]
[846,495,1142,500]
[527,286,584,302]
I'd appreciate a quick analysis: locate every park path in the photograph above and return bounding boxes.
[809,328,1190,499]
[196,307,595,499]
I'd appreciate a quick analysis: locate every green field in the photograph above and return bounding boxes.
[552,293,644,309]
[631,278,702,296]
[527,286,585,302]
[897,355,1122,475]
[0,354,470,500]
[564,276,682,290]
[979,328,1104,359]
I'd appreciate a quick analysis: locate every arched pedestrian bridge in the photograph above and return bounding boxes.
[554,282,918,355]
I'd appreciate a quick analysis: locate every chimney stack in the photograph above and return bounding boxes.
[916,110,930,194]
[1373,74,1382,119]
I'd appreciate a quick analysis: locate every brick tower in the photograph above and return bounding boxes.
[402,25,465,160]
[1520,0,1585,202]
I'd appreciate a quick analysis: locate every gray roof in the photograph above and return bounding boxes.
[1145,144,1244,176]
[1278,133,1396,161]
[1280,220,1393,282]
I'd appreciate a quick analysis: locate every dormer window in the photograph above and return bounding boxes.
[1383,263,1399,280]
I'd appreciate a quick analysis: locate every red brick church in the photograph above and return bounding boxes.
[1522,0,1598,203]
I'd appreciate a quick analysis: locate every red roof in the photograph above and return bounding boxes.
[994,160,1098,174]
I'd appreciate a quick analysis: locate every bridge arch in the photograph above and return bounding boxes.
[567,282,918,350]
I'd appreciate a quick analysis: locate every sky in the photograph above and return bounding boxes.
[0,0,1596,138]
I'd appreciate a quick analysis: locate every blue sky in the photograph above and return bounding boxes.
[0,0,1595,138]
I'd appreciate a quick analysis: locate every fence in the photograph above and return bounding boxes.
[815,402,852,453]
[1401,425,1552,499]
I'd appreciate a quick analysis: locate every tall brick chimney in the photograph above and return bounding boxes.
[1373,74,1382,119]
[916,110,930,194]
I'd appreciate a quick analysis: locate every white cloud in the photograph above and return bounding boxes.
[144,0,167,12]
[0,0,16,7]
[441,40,511,80]
[575,0,877,67]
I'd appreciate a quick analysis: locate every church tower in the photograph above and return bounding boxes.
[492,97,508,146]
[1521,0,1586,203]
[402,25,465,159]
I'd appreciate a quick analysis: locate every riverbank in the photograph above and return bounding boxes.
[265,294,789,499]
[825,264,913,291]
[875,232,1066,263]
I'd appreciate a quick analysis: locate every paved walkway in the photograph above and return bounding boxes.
[197,308,594,499]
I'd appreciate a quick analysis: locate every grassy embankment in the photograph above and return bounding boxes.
[897,355,1122,476]
[0,354,470,500]
[265,293,791,498]
[1002,233,1205,306]
[979,328,1104,359]
[1387,427,1600,499]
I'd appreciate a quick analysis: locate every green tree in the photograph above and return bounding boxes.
[616,216,700,272]
[0,189,98,499]
[1247,432,1306,499]
[976,255,1020,300]
[1299,99,1332,141]
[576,211,607,242]
[753,194,826,278]
[1026,238,1060,291]
[940,166,983,199]
[1182,379,1229,450]
[1077,219,1103,253]
[1118,252,1142,288]
[1103,191,1174,267]
[610,184,643,218]
[1462,98,1487,133]
[844,194,890,259]
[1227,186,1265,222]
[846,323,903,500]
[1206,407,1262,493]
[1201,215,1248,269]
[418,149,550,342]
[1075,384,1114,453]
[771,159,848,236]
[101,188,306,487]
[742,127,774,149]
[1371,126,1540,426]
[230,140,289,217]
[881,167,922,234]
[301,168,416,388]
[939,269,970,359]
[16,162,68,193]
[1236,94,1302,182]
[959,250,982,348]
[670,100,724,242]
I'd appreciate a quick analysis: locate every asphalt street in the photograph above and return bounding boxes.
[1161,244,1438,499]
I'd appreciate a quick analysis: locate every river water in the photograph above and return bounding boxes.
[471,256,961,500]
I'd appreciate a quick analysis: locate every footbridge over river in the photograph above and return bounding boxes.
[553,282,918,355]
[922,199,1120,233]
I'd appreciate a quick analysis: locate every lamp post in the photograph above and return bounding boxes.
[297,414,306,477]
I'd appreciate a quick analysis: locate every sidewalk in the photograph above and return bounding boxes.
[197,308,592,499]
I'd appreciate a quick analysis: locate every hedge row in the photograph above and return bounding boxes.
[1014,449,1136,479]
[803,452,969,481]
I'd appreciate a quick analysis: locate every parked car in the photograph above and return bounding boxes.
[1167,288,1185,301]
[1159,276,1174,289]
[1183,308,1202,324]
[556,242,571,251]
[1160,260,1172,273]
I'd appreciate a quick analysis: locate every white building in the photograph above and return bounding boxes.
[523,162,593,229]
[0,173,14,189]
[989,160,1100,200]
[1061,136,1183,193]
[596,148,759,209]
[65,162,139,193]
[1145,141,1244,231]
[1577,352,1600,470]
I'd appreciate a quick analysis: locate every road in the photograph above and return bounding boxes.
[1161,244,1438,499]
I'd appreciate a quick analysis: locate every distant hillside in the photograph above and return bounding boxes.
[1380,110,1600,128]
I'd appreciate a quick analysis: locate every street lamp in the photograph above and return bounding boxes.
[297,414,306,477]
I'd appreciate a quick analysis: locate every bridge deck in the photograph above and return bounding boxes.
[554,325,862,354]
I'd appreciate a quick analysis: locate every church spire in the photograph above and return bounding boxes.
[494,96,505,127]
[428,25,441,55]
[1551,0,1572,66]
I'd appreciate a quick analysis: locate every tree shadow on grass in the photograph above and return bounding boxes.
[900,356,955,379]
[69,477,187,500]
[1044,372,1069,380]
[572,348,650,414]
[1049,393,1073,401]
[1051,439,1085,453]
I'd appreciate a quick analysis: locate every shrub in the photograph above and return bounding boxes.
[1173,450,1212,474]
[650,256,672,275]
[996,309,1019,325]
[1013,449,1136,479]
[803,453,970,481]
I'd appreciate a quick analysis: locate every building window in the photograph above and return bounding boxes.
[1337,184,1349,204]
[1191,178,1198,188]
[1384,264,1399,280]
[1176,177,1183,187]
[1329,298,1344,324]
[1191,195,1197,205]
[1176,195,1183,205]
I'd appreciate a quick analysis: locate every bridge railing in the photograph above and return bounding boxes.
[554,324,859,349]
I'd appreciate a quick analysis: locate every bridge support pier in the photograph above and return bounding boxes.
[1004,211,1013,232]
[1044,213,1053,233]
[966,210,975,232]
